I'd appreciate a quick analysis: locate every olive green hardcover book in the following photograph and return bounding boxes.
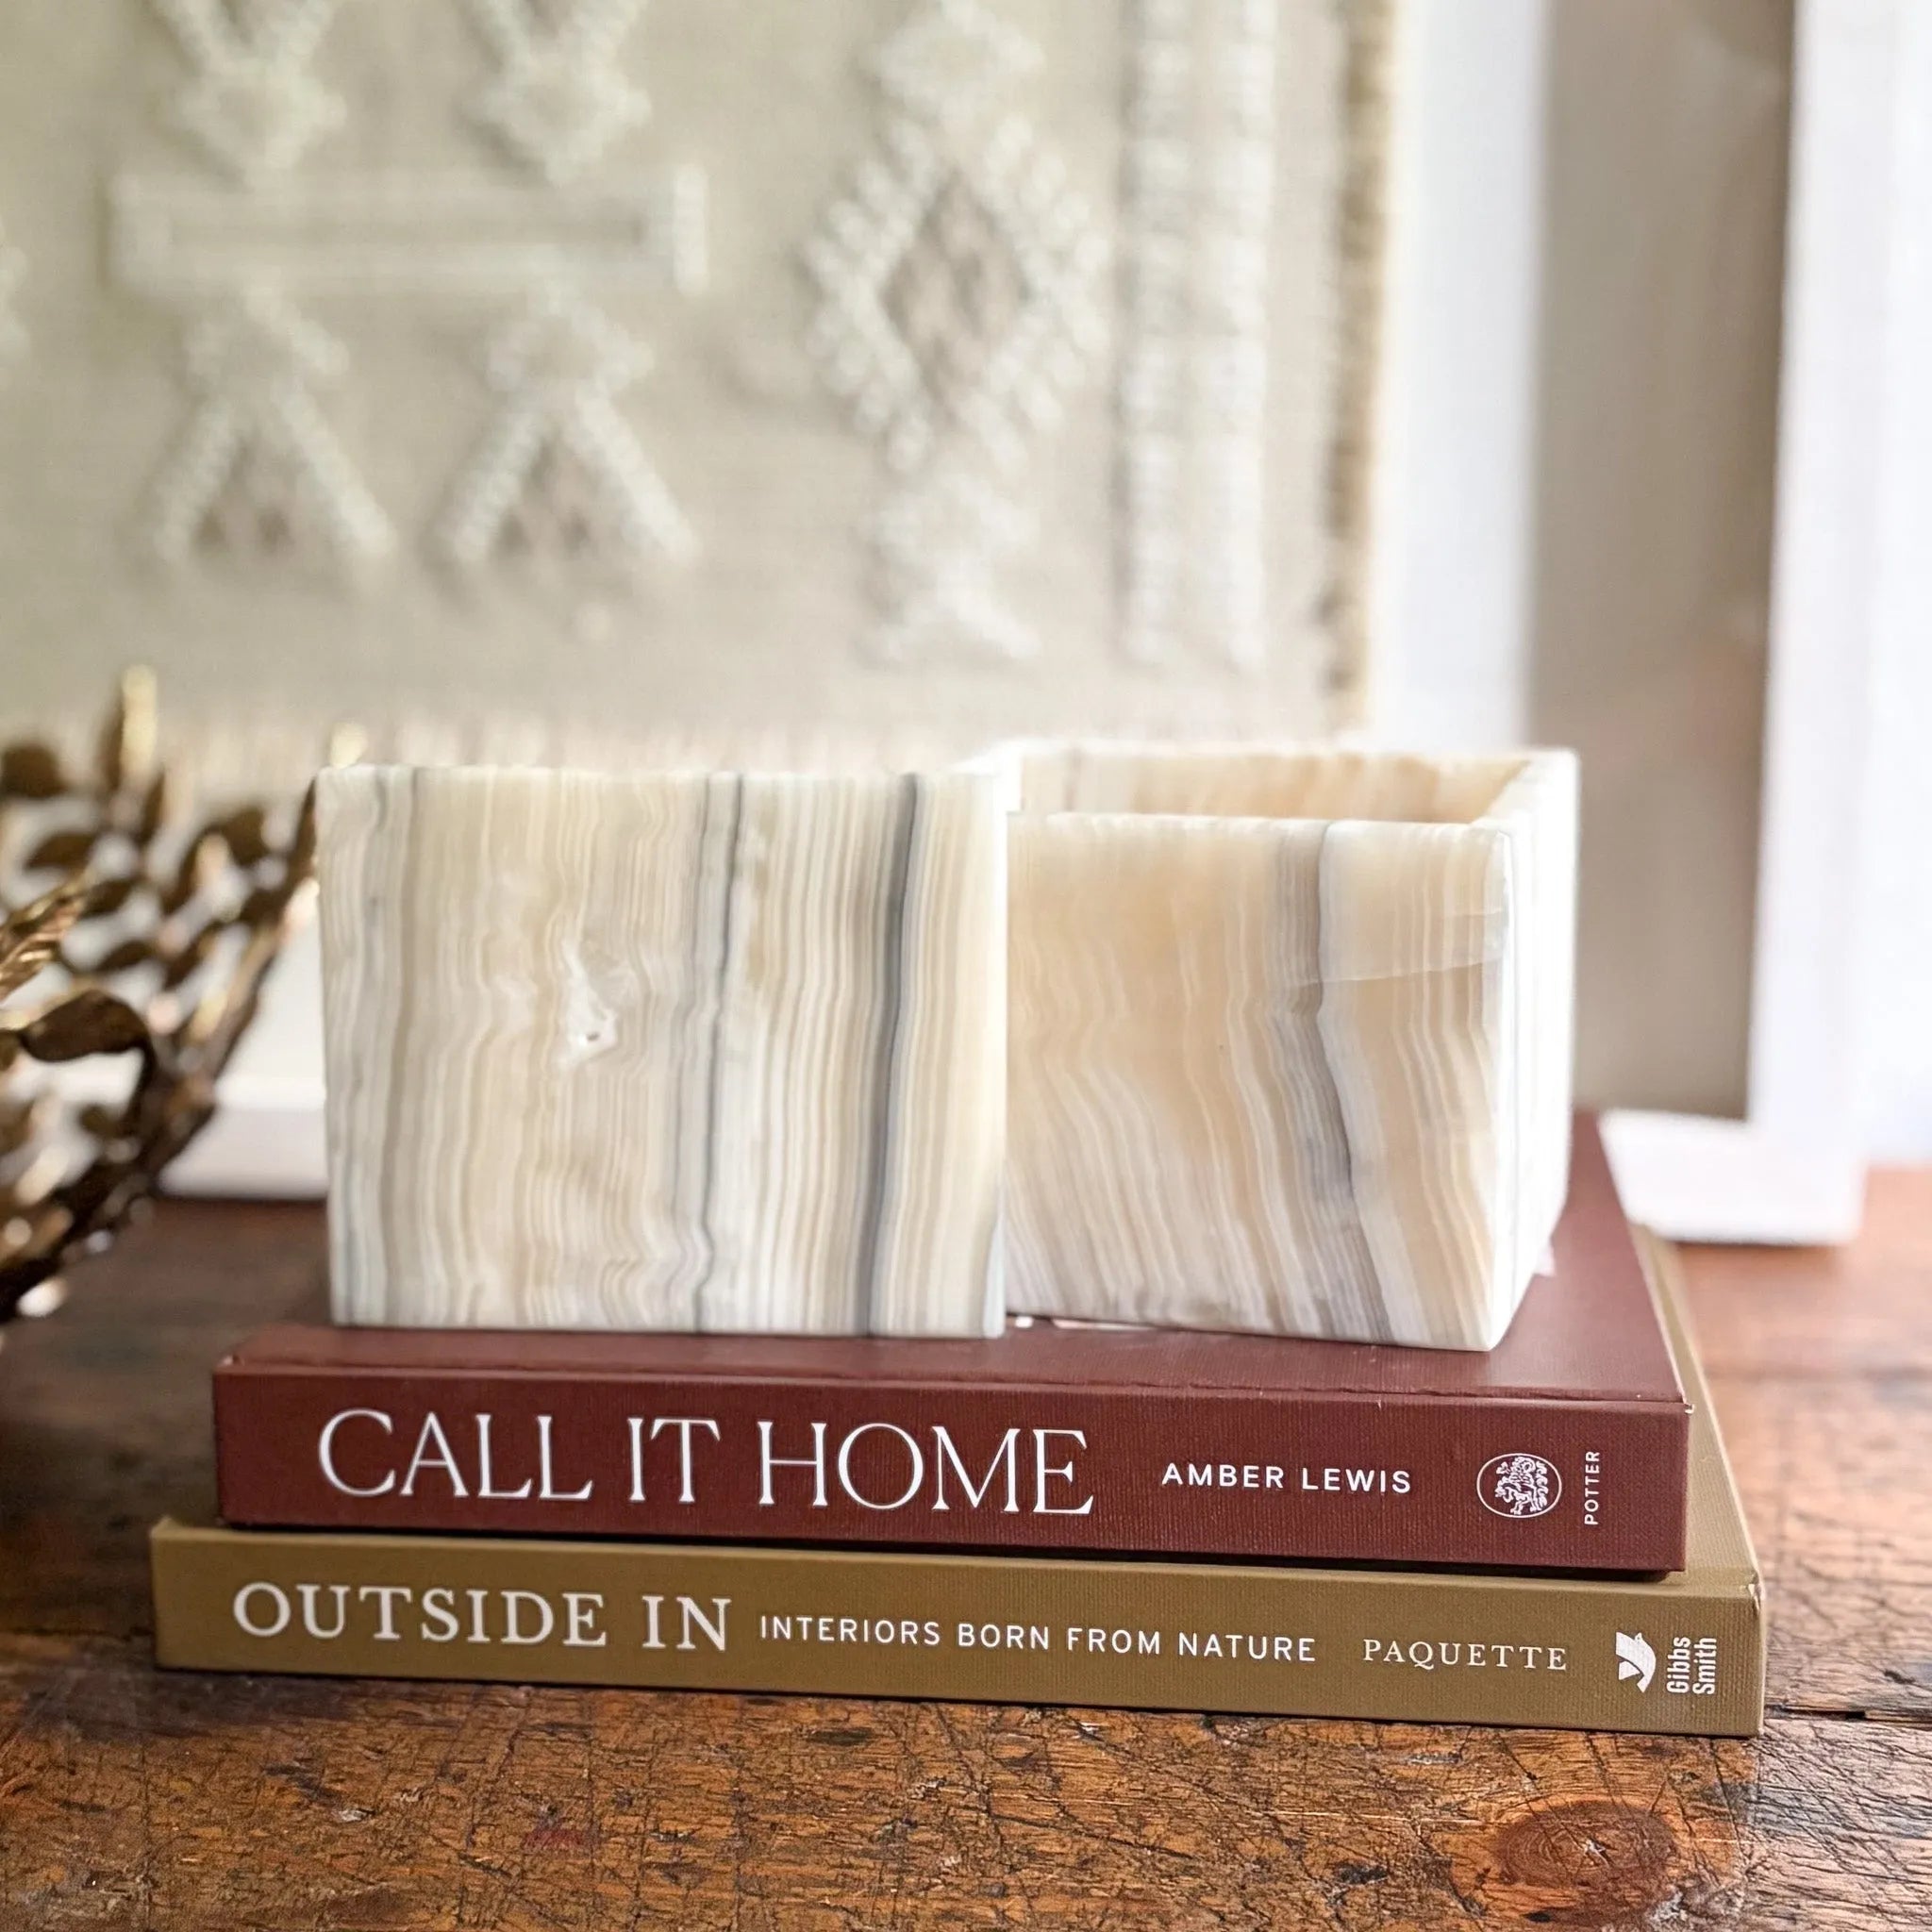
[154,1239,1762,1737]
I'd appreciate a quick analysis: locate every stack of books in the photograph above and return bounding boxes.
[152,1119,1763,1735]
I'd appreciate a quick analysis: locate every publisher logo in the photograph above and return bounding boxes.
[1477,1453,1561,1519]
[1616,1630,1657,1692]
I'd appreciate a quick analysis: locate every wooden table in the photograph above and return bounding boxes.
[3,1190,1930,1930]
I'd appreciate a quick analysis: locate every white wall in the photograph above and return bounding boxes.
[1857,0,1932,1162]
[1526,0,1790,1124]
[1370,0,1545,747]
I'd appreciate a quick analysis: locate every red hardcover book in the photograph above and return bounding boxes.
[214,1119,1689,1572]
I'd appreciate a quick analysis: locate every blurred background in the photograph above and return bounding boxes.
[0,0,1923,1236]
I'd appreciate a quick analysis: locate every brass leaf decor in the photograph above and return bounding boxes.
[0,881,87,1004]
[0,670,330,1328]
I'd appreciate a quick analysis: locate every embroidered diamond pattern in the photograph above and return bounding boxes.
[866,460,1038,661]
[193,439,335,557]
[805,118,1106,475]
[440,287,691,569]
[871,0,1038,134]
[881,174,1027,424]
[467,0,651,184]
[153,0,345,181]
[147,286,392,567]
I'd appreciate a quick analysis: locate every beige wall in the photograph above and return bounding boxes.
[1530,0,1793,1119]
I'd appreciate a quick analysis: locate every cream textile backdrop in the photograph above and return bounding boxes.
[0,0,1390,783]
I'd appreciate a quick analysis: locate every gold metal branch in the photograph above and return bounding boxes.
[0,670,326,1322]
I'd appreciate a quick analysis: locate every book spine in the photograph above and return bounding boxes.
[151,1522,1761,1737]
[213,1364,1687,1570]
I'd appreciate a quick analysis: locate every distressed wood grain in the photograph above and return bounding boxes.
[1707,1372,1932,1721]
[0,1202,323,1639]
[1,1182,1929,1927]
[1686,1170,1932,1377]
[2,1637,1929,1929]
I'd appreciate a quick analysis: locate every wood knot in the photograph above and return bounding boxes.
[1465,1799,1684,1927]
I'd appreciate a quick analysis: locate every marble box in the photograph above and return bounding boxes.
[318,763,1006,1337]
[1006,745,1578,1348]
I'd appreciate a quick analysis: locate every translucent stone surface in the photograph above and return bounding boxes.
[1007,746,1578,1348]
[319,765,1005,1336]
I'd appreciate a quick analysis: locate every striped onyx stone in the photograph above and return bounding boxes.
[1006,746,1578,1350]
[317,765,1005,1336]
